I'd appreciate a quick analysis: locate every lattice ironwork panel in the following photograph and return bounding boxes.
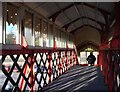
[52,52,59,80]
[101,50,120,92]
[71,51,75,66]
[61,51,66,73]
[1,54,30,91]
[1,48,77,91]
[34,52,49,90]
[67,51,71,69]
[1,53,33,92]
[108,51,120,91]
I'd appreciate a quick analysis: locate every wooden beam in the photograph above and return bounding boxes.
[70,24,102,34]
[62,16,105,30]
[62,17,81,30]
[83,2,111,15]
[49,3,76,22]
[49,2,110,22]
[76,41,99,51]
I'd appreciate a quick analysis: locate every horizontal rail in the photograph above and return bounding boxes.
[0,44,74,55]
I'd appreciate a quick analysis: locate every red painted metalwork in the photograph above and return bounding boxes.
[98,39,120,91]
[73,50,78,65]
[0,44,78,91]
[48,52,52,83]
[21,35,28,48]
[110,3,120,49]
[30,54,35,91]
[70,51,73,67]
[97,3,110,88]
[58,51,62,75]
[65,51,68,70]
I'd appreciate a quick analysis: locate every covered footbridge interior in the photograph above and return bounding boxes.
[0,1,120,92]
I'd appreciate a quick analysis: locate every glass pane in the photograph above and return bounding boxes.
[61,31,64,48]
[66,33,69,48]
[42,21,48,47]
[80,52,87,64]
[35,17,41,46]
[68,34,73,48]
[93,52,98,65]
[64,33,66,48]
[6,4,18,44]
[61,31,66,48]
[48,24,53,47]
[24,11,33,45]
[0,2,2,43]
[54,28,58,47]
[58,29,61,48]
[70,35,74,48]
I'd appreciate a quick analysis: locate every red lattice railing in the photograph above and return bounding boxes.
[0,44,78,91]
[98,49,120,92]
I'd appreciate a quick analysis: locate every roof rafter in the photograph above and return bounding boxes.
[70,24,102,34]
[77,41,99,51]
[62,16,105,30]
[49,2,111,22]
[49,3,75,22]
[77,40,99,47]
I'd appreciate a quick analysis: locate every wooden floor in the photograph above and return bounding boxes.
[42,65,109,92]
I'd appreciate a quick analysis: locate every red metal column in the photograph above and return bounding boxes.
[111,2,120,48]
[113,51,120,91]
[74,50,78,65]
[58,51,62,75]
[108,51,114,91]
[110,3,120,91]
[65,51,68,70]
[70,51,73,67]
[104,51,109,85]
[114,2,120,37]
[98,6,110,88]
[30,52,35,91]
[48,52,52,83]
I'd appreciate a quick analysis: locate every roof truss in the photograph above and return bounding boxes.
[70,24,102,34]
[76,41,99,51]
[62,16,105,30]
[49,2,111,22]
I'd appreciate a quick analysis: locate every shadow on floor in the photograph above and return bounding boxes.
[42,65,109,92]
